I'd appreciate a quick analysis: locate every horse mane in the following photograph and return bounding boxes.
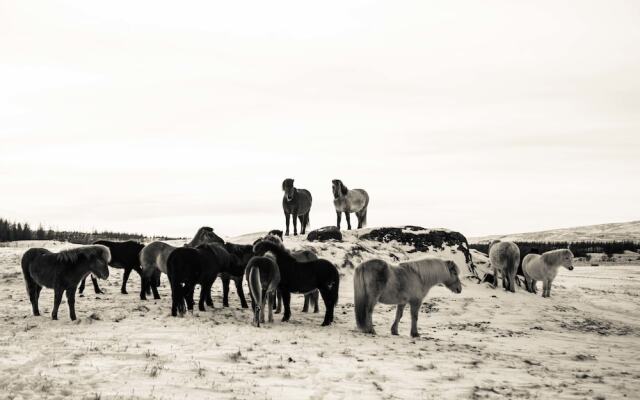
[282,178,294,191]
[332,179,348,195]
[541,248,573,265]
[224,242,253,257]
[56,245,111,264]
[399,257,455,285]
[253,239,292,261]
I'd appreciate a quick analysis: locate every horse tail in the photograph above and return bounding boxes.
[167,254,185,316]
[21,249,40,294]
[304,212,310,230]
[248,266,262,310]
[354,259,388,333]
[359,207,367,227]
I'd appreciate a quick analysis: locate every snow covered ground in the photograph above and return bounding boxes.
[1,235,639,399]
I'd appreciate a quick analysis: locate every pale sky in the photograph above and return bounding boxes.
[1,1,639,238]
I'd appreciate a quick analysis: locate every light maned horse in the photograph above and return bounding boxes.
[332,179,369,230]
[488,240,520,292]
[139,227,224,300]
[354,257,462,337]
[22,245,111,320]
[522,248,574,297]
[282,179,312,236]
[246,252,281,327]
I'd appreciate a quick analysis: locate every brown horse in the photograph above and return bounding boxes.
[282,178,312,236]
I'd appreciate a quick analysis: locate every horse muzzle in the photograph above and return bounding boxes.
[567,266,574,271]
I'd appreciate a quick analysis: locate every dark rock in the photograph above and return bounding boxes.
[307,226,343,242]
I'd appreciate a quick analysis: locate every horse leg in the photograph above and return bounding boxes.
[312,290,319,313]
[302,293,309,312]
[409,301,421,338]
[235,277,249,308]
[284,213,291,236]
[281,290,291,322]
[345,212,352,230]
[318,286,336,326]
[199,282,211,311]
[531,279,537,294]
[542,280,549,298]
[132,265,147,297]
[267,292,274,323]
[78,277,86,296]
[51,287,64,320]
[91,275,104,294]
[221,275,230,307]
[391,304,405,335]
[66,288,77,321]
[292,213,298,236]
[27,282,41,316]
[185,284,196,312]
[546,280,553,297]
[275,290,282,314]
[336,211,342,229]
[121,268,132,294]
[492,267,499,288]
[508,271,516,293]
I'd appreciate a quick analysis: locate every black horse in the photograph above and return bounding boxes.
[253,239,339,326]
[22,245,111,320]
[79,240,144,296]
[220,242,254,308]
[166,243,231,316]
[282,178,312,236]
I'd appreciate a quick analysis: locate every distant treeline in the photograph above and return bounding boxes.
[469,241,640,258]
[0,218,172,244]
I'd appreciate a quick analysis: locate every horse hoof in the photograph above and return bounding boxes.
[242,305,249,309]
[154,296,161,300]
[411,333,420,338]
[321,321,331,326]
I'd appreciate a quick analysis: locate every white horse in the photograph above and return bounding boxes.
[354,257,462,337]
[332,179,369,230]
[522,248,574,297]
[488,240,520,292]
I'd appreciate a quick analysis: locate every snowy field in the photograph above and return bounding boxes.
[1,237,639,400]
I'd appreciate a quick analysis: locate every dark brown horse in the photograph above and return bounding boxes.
[22,245,111,320]
[282,178,312,236]
[79,240,144,296]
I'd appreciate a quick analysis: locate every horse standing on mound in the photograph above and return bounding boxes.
[166,243,231,316]
[78,240,144,296]
[332,179,369,230]
[22,245,111,320]
[253,239,339,326]
[139,227,223,300]
[246,251,281,327]
[488,240,520,292]
[522,248,574,297]
[282,178,312,236]
[354,257,462,337]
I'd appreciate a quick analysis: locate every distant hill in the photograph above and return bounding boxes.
[469,220,640,243]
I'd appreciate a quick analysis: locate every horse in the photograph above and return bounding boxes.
[354,257,462,337]
[332,179,369,230]
[166,243,231,316]
[253,239,340,326]
[138,227,223,300]
[488,240,520,292]
[246,252,281,326]
[220,242,254,308]
[282,178,312,236]
[258,232,320,314]
[522,248,574,297]
[21,245,111,320]
[78,240,144,296]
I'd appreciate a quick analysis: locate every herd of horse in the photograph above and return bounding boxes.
[18,179,575,337]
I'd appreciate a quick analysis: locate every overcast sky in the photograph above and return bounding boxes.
[1,1,639,238]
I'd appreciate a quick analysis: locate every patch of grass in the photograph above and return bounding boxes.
[227,350,246,362]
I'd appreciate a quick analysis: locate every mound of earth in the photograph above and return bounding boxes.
[360,226,479,279]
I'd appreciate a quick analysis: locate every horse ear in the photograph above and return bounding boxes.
[282,180,286,191]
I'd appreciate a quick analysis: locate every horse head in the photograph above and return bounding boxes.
[561,249,574,271]
[88,245,110,280]
[443,261,462,294]
[332,179,347,199]
[282,178,295,201]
